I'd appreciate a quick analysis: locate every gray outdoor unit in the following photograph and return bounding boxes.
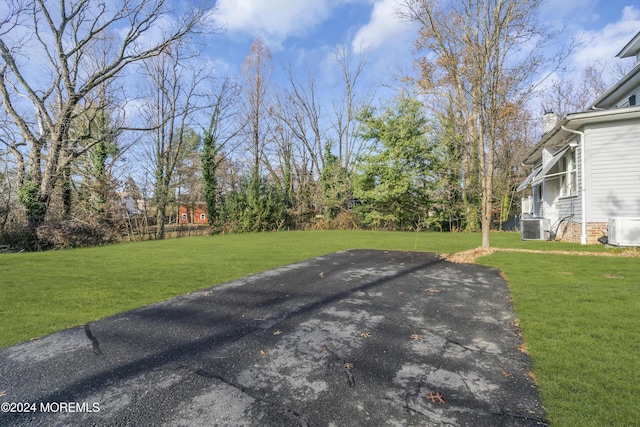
[521,218,551,241]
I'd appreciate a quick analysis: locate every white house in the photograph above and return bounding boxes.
[517,31,640,245]
[118,192,141,217]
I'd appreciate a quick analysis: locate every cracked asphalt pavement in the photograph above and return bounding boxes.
[0,249,547,426]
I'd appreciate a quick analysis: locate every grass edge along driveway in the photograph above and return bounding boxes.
[2,230,638,426]
[478,251,639,426]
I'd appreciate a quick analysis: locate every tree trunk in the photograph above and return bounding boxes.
[481,174,492,249]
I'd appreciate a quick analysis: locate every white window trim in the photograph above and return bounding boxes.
[559,150,577,198]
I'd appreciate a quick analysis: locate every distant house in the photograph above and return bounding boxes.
[517,31,640,245]
[178,204,209,224]
[118,192,140,217]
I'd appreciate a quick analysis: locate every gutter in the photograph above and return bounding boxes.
[561,126,587,245]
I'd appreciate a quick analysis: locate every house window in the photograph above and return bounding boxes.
[200,213,206,221]
[560,150,577,197]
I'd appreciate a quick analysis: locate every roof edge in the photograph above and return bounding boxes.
[617,30,640,58]
[522,106,640,165]
[590,62,640,109]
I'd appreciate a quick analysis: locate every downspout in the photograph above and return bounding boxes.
[561,126,587,244]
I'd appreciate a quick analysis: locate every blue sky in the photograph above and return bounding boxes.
[201,0,640,93]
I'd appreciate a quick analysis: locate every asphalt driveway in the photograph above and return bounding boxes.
[0,249,547,426]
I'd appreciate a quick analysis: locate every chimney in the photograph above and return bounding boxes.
[542,111,557,134]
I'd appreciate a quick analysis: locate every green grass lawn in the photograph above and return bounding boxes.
[478,252,640,426]
[1,230,481,346]
[1,230,637,425]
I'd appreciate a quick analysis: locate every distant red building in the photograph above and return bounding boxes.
[178,204,208,224]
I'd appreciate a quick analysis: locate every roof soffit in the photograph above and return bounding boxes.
[617,30,640,59]
[591,63,640,109]
[522,107,640,166]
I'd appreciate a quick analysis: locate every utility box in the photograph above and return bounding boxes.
[608,218,640,247]
[521,218,551,241]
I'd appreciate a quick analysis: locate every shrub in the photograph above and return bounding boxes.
[35,220,119,249]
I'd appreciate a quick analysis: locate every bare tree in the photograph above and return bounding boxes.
[0,115,19,234]
[0,151,14,234]
[278,65,325,178]
[402,0,569,248]
[241,37,273,201]
[332,44,369,172]
[139,47,212,239]
[0,0,210,247]
[269,65,327,219]
[175,130,203,224]
[542,64,611,117]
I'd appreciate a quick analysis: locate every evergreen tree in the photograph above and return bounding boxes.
[201,128,219,226]
[320,144,350,221]
[355,95,438,230]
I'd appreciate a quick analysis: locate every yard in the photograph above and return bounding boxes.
[1,230,637,425]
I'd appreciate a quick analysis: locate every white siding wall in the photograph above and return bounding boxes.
[555,143,582,223]
[557,195,581,221]
[584,119,640,222]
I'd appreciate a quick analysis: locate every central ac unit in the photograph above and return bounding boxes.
[608,218,640,247]
[521,218,550,241]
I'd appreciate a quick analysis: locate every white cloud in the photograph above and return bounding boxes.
[351,0,414,54]
[540,0,599,24]
[214,0,344,47]
[572,6,640,69]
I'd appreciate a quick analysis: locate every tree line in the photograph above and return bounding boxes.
[0,0,617,250]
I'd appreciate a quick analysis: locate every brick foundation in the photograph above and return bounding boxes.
[555,221,581,243]
[586,222,608,245]
[554,221,607,245]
